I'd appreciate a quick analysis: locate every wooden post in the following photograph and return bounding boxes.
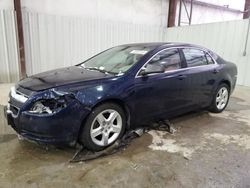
[14,0,26,79]
[168,0,177,27]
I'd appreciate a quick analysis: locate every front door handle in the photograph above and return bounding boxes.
[178,75,186,80]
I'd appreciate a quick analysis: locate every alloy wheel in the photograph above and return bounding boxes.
[216,87,229,110]
[90,109,122,146]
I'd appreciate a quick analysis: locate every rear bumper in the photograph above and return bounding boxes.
[231,75,237,93]
[5,101,90,146]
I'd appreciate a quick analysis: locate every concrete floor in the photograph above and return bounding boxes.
[0,84,250,187]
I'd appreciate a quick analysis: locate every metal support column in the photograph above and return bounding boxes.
[168,0,178,27]
[14,0,26,79]
[178,0,182,26]
[244,0,250,19]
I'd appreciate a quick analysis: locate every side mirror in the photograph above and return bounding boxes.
[140,64,165,76]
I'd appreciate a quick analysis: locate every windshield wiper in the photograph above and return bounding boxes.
[85,67,105,73]
[84,67,115,75]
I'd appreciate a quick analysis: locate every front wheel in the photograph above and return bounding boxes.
[209,84,230,113]
[79,103,126,151]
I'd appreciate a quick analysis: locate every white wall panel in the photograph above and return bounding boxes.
[1,9,250,87]
[164,20,250,86]
[21,0,168,27]
[23,11,164,75]
[0,10,19,83]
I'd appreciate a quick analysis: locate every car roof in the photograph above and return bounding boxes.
[119,42,207,50]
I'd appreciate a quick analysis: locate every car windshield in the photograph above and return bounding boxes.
[79,46,151,75]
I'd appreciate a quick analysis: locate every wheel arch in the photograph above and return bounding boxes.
[78,98,131,138]
[93,98,131,128]
[219,79,231,93]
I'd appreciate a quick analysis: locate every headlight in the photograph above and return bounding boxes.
[10,86,28,103]
[29,99,67,114]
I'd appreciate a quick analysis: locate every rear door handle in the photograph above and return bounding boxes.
[178,74,187,80]
[213,69,220,74]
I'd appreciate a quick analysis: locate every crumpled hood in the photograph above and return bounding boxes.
[18,66,112,91]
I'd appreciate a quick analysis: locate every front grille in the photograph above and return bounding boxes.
[9,105,19,116]
[9,95,23,108]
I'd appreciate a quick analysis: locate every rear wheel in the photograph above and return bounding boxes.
[209,84,230,113]
[79,103,126,151]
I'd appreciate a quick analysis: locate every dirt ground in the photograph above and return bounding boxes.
[0,84,250,188]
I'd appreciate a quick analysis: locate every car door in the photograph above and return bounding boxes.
[134,48,190,123]
[181,48,220,107]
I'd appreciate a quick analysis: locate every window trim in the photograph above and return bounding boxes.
[204,52,215,65]
[135,46,217,78]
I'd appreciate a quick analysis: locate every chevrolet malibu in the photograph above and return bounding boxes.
[5,43,237,151]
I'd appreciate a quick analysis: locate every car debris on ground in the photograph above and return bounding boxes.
[70,120,176,162]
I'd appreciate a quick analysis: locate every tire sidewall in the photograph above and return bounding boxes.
[79,103,126,151]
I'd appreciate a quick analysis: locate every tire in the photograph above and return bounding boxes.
[209,83,230,113]
[79,103,126,151]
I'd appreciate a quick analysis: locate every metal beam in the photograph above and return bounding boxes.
[14,0,26,79]
[178,0,193,26]
[182,0,191,21]
[167,0,177,27]
[189,0,193,25]
[190,0,243,13]
[178,0,182,26]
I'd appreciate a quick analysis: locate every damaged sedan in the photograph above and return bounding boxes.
[5,43,237,151]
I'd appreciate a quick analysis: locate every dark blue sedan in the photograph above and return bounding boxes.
[5,43,237,151]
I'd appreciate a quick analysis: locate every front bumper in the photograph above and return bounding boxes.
[5,101,90,146]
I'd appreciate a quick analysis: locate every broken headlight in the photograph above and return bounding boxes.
[29,98,67,114]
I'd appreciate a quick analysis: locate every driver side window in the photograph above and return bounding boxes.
[146,48,181,72]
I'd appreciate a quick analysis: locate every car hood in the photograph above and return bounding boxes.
[18,66,113,91]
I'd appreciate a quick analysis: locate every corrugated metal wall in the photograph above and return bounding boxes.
[0,10,19,83]
[164,19,250,86]
[22,11,164,76]
[1,10,250,87]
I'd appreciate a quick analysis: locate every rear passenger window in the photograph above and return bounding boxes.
[205,53,215,64]
[183,49,208,67]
